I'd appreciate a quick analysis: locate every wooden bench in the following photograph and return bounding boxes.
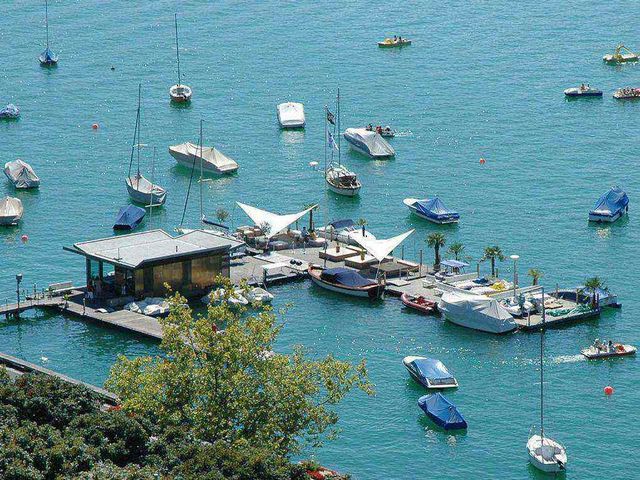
[48,281,74,296]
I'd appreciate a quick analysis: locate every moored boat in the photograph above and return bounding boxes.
[169,142,239,175]
[581,341,636,359]
[439,291,517,334]
[0,104,20,119]
[308,265,384,299]
[0,196,23,226]
[316,219,376,246]
[417,393,467,430]
[326,163,361,196]
[245,287,274,304]
[364,124,395,137]
[613,87,640,99]
[403,197,459,224]
[277,102,305,128]
[343,128,395,158]
[400,293,437,314]
[39,0,58,66]
[378,36,412,48]
[113,205,146,230]
[403,356,458,389]
[527,435,567,473]
[170,14,192,103]
[603,44,638,64]
[4,159,40,188]
[588,186,628,222]
[564,84,602,97]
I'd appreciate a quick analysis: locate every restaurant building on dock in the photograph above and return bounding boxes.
[64,229,243,300]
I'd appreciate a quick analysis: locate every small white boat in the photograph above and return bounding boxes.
[564,85,603,97]
[378,37,412,48]
[170,14,192,103]
[603,44,638,64]
[202,288,248,306]
[277,102,305,128]
[527,435,567,473]
[581,342,636,359]
[613,87,640,99]
[245,287,274,304]
[343,128,395,158]
[4,159,40,189]
[364,125,395,137]
[169,142,239,175]
[325,163,361,196]
[126,173,167,206]
[0,196,23,225]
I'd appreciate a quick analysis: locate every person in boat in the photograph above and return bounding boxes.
[593,338,604,352]
[398,36,402,42]
[366,123,373,131]
[376,125,382,134]
[393,35,397,41]
[608,340,615,353]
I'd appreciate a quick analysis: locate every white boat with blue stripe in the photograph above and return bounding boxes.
[404,197,460,224]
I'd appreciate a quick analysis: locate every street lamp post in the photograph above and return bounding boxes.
[509,255,519,301]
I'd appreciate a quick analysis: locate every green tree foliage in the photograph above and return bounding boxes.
[481,245,505,277]
[106,277,373,457]
[426,233,446,271]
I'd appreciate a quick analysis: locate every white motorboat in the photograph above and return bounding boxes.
[402,356,458,389]
[527,435,567,473]
[169,14,192,103]
[0,196,23,225]
[4,159,40,189]
[527,296,567,474]
[277,102,305,128]
[126,85,167,207]
[343,128,395,158]
[169,142,238,175]
[581,342,636,359]
[315,219,376,246]
[202,287,248,306]
[439,291,517,334]
[245,287,274,304]
[564,85,602,97]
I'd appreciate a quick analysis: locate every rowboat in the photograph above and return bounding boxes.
[401,293,437,314]
[308,265,384,299]
[378,37,412,48]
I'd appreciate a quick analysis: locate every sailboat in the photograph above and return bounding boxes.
[126,85,167,207]
[527,294,567,473]
[39,0,58,66]
[169,13,192,103]
[325,90,361,196]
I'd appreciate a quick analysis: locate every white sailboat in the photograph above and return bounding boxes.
[325,89,361,196]
[39,0,58,66]
[126,85,167,207]
[527,293,567,473]
[169,13,192,103]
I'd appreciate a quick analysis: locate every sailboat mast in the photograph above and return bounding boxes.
[337,88,341,166]
[540,288,546,441]
[199,119,204,227]
[45,0,50,49]
[136,84,142,187]
[174,13,181,86]
[324,105,328,176]
[149,147,156,217]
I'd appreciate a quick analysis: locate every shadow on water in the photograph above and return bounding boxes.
[169,99,192,110]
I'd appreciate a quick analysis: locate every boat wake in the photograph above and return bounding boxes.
[551,354,584,364]
[394,130,413,137]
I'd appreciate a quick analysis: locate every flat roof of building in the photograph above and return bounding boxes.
[64,229,244,269]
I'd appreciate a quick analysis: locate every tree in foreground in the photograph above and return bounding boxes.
[106,277,373,459]
[426,232,446,271]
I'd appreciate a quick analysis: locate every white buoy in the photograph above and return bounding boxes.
[309,161,319,168]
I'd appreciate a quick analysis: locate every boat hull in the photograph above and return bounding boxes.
[527,435,567,473]
[170,85,192,103]
[588,210,624,222]
[344,137,387,158]
[326,179,361,196]
[126,180,167,207]
[0,215,22,226]
[378,41,411,48]
[401,293,437,314]
[581,344,636,359]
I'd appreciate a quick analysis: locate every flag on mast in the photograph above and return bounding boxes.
[326,109,336,125]
[327,131,338,151]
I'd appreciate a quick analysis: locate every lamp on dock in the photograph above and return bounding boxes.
[15,273,23,314]
[509,255,519,300]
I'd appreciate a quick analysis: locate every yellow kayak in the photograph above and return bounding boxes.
[378,37,412,48]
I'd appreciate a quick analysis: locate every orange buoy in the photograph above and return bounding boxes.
[479,157,486,165]
[92,123,99,130]
[604,385,614,395]
[20,234,29,243]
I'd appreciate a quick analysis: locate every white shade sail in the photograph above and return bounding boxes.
[236,202,316,238]
[353,229,414,262]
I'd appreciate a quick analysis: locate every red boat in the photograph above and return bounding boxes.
[401,293,437,314]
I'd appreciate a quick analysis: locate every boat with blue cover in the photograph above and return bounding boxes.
[403,356,458,389]
[308,265,384,299]
[588,186,628,222]
[343,128,395,158]
[403,197,460,224]
[113,205,146,230]
[418,393,467,430]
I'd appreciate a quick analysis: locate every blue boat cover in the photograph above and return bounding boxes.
[415,198,460,220]
[40,48,57,63]
[113,205,146,230]
[411,358,454,384]
[329,219,355,230]
[590,187,629,217]
[320,267,376,287]
[0,104,19,118]
[418,393,467,430]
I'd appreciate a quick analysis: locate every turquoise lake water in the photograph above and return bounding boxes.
[2,1,640,477]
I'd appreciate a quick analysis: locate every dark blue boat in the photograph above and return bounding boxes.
[404,197,460,224]
[403,356,458,389]
[418,393,467,430]
[113,205,146,230]
[588,186,629,223]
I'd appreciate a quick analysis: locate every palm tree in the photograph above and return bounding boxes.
[583,276,608,306]
[216,208,229,225]
[303,203,318,231]
[528,268,543,286]
[426,233,446,271]
[356,217,368,237]
[447,242,465,260]
[481,245,505,277]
